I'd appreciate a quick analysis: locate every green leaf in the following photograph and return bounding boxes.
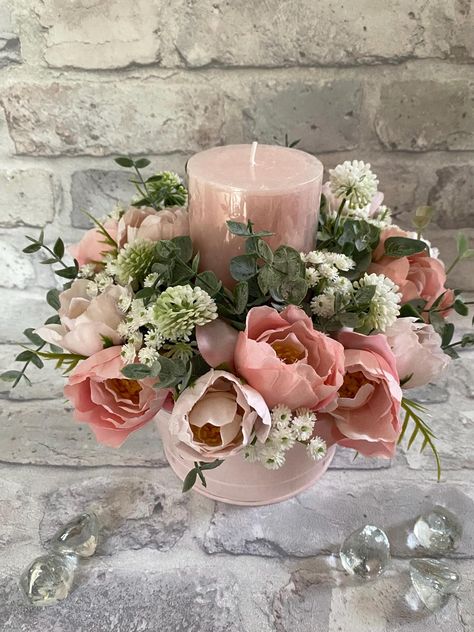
[182,468,198,492]
[100,335,115,349]
[172,236,193,263]
[233,281,249,314]
[226,221,251,237]
[46,288,61,311]
[53,238,65,259]
[0,370,23,382]
[230,254,258,282]
[121,364,152,379]
[24,328,45,346]
[454,299,469,316]
[44,314,61,325]
[429,310,445,336]
[195,271,222,297]
[279,277,308,305]
[134,287,156,300]
[399,303,423,319]
[441,322,455,347]
[461,248,474,261]
[134,158,151,169]
[384,236,428,258]
[30,354,44,369]
[22,242,41,254]
[457,232,468,256]
[461,333,474,347]
[339,312,361,328]
[114,156,134,168]
[15,350,35,362]
[199,459,224,471]
[155,240,177,260]
[412,206,434,232]
[256,239,273,263]
[354,285,376,306]
[55,265,78,280]
[273,245,305,279]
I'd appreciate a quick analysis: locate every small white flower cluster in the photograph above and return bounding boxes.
[354,272,401,331]
[301,251,355,290]
[243,405,327,470]
[329,160,379,209]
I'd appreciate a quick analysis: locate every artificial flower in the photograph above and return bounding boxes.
[69,219,118,268]
[117,206,189,247]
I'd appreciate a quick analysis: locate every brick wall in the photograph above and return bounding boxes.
[0,0,473,344]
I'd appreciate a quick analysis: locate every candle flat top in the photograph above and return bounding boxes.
[187,144,323,192]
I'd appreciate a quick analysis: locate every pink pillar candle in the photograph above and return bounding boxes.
[187,144,323,287]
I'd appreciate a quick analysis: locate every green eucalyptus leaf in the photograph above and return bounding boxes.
[1,370,23,382]
[196,270,222,296]
[22,242,41,254]
[457,232,468,256]
[23,328,45,346]
[384,236,428,258]
[134,158,151,169]
[182,468,198,492]
[461,333,474,347]
[454,299,469,316]
[339,312,362,328]
[15,350,35,362]
[233,281,249,314]
[114,156,134,168]
[53,238,65,259]
[256,239,274,263]
[30,354,44,369]
[172,236,193,262]
[121,363,152,379]
[279,277,308,305]
[46,288,61,311]
[230,254,258,281]
[441,322,455,347]
[226,221,251,237]
[55,265,78,280]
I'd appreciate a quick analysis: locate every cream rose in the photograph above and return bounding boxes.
[36,279,128,356]
[169,370,271,461]
[384,317,451,389]
[117,206,189,247]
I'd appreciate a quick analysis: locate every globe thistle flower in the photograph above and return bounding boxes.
[150,285,217,342]
[116,239,156,285]
[329,160,378,209]
[307,437,327,461]
[353,273,401,332]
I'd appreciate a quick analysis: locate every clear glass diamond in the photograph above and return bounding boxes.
[51,512,99,558]
[340,525,391,580]
[410,558,460,611]
[20,552,78,606]
[414,505,462,553]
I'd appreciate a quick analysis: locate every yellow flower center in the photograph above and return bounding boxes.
[107,378,142,405]
[338,370,369,399]
[271,340,305,364]
[191,423,223,447]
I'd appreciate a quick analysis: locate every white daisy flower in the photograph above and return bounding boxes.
[259,446,286,470]
[271,404,293,428]
[310,293,336,318]
[120,342,136,365]
[78,263,96,279]
[319,263,339,282]
[138,346,160,367]
[144,272,159,288]
[144,329,164,349]
[306,266,322,288]
[307,437,327,461]
[269,426,296,451]
[292,408,316,441]
[242,444,260,463]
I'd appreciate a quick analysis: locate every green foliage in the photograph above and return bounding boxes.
[383,236,428,258]
[115,156,187,210]
[182,459,224,492]
[411,206,434,236]
[398,398,441,481]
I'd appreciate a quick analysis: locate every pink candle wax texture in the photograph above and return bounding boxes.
[187,144,323,287]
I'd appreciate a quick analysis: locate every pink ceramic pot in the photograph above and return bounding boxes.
[156,413,335,506]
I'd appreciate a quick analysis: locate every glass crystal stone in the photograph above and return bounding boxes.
[339,525,391,579]
[51,512,99,558]
[20,552,78,606]
[414,505,462,553]
[410,558,460,611]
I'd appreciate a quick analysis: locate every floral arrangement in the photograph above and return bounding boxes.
[3,155,473,491]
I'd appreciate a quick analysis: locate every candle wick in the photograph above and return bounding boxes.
[250,141,258,166]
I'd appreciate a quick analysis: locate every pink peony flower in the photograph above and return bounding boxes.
[64,346,171,447]
[169,369,271,461]
[316,332,402,458]
[117,206,189,247]
[35,279,127,356]
[384,317,450,389]
[234,305,345,410]
[369,226,454,313]
[69,219,118,267]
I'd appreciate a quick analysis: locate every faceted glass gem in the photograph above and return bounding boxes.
[20,552,78,606]
[51,512,99,558]
[339,525,391,580]
[414,505,462,554]
[410,558,461,611]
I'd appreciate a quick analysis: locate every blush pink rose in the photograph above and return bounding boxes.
[36,279,128,356]
[69,219,118,267]
[64,346,171,447]
[316,332,402,458]
[169,369,271,461]
[369,226,454,313]
[384,317,450,389]
[234,305,345,411]
[117,206,189,247]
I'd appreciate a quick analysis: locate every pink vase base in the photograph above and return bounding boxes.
[157,414,335,506]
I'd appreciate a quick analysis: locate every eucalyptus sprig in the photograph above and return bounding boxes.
[182,459,225,492]
[446,232,474,275]
[0,328,46,387]
[114,156,187,211]
[23,231,79,281]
